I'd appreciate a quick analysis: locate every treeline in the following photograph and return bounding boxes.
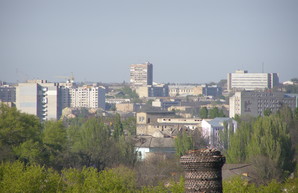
[221,106,298,184]
[0,161,184,193]
[0,104,137,170]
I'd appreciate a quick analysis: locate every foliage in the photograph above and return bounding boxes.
[175,131,193,156]
[225,107,296,182]
[0,161,62,193]
[209,107,225,118]
[199,107,208,119]
[199,106,225,119]
[0,104,42,162]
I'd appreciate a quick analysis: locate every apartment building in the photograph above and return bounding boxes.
[0,85,16,103]
[229,91,296,118]
[70,86,105,109]
[130,62,153,88]
[16,80,62,121]
[227,70,279,92]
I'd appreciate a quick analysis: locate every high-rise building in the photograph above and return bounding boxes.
[229,91,296,118]
[227,70,279,92]
[69,86,105,109]
[130,62,153,88]
[0,85,16,103]
[16,80,63,121]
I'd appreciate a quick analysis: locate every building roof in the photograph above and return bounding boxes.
[135,136,175,148]
[207,117,232,127]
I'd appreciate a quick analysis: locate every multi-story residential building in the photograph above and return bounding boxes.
[227,70,279,92]
[69,86,106,109]
[229,91,296,118]
[16,80,63,121]
[0,85,16,103]
[130,62,153,88]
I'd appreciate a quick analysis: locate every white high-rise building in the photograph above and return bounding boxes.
[130,62,153,88]
[227,70,279,92]
[16,80,63,121]
[70,86,105,109]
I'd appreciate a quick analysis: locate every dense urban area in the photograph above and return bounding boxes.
[1,62,298,192]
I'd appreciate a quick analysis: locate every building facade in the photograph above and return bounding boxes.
[0,85,16,103]
[70,86,105,109]
[136,84,169,98]
[16,80,62,121]
[227,70,279,92]
[229,91,296,118]
[130,62,153,88]
[201,117,237,148]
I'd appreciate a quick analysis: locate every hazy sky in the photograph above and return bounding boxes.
[1,0,297,84]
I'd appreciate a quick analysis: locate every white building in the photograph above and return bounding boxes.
[16,80,62,121]
[227,70,279,92]
[201,117,237,148]
[70,86,106,109]
[130,62,153,88]
[229,91,296,118]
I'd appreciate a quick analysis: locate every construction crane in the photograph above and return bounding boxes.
[56,72,75,83]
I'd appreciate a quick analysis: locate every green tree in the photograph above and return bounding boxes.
[42,120,67,169]
[199,107,208,119]
[0,104,41,162]
[175,131,193,156]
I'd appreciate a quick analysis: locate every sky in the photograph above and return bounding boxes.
[0,0,297,84]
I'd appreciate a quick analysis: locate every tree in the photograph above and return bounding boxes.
[225,111,295,182]
[175,131,193,156]
[199,107,208,119]
[42,120,67,169]
[0,104,41,162]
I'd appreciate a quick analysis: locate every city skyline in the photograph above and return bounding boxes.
[1,0,297,84]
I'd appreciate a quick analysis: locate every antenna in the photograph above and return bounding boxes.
[262,62,264,73]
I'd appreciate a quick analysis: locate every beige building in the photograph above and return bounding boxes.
[227,70,279,92]
[130,62,153,88]
[116,103,139,112]
[229,91,296,118]
[136,84,169,98]
[136,111,202,136]
[70,86,105,109]
[16,80,63,121]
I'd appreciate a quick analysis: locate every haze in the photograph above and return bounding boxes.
[0,0,297,83]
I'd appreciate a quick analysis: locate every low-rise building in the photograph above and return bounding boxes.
[135,136,176,160]
[152,98,181,109]
[201,117,237,148]
[116,103,140,112]
[136,84,169,98]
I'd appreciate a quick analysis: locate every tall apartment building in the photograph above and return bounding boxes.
[16,80,63,121]
[130,62,153,88]
[0,85,16,103]
[227,70,279,92]
[70,86,105,109]
[229,91,296,118]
